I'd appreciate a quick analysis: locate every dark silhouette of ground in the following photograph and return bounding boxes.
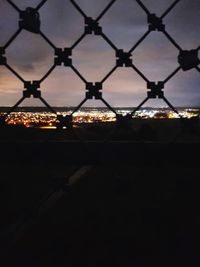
[2,165,200,267]
[0,120,200,266]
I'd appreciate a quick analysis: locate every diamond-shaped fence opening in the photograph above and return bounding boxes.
[75,0,112,18]
[165,0,200,50]
[0,0,199,138]
[100,0,147,51]
[0,1,18,44]
[40,0,84,48]
[13,0,42,10]
[6,30,54,81]
[166,69,200,108]
[132,32,178,81]
[41,67,84,107]
[141,0,176,15]
[0,67,22,106]
[73,35,115,82]
[103,68,146,112]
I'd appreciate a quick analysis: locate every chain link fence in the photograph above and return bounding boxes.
[0,0,200,135]
[1,1,200,253]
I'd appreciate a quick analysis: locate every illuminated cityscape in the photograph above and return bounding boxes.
[0,107,199,128]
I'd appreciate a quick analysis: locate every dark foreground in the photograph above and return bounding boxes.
[0,122,200,266]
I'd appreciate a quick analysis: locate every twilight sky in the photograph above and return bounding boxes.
[0,0,200,108]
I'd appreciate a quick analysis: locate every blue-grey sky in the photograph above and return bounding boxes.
[0,0,200,108]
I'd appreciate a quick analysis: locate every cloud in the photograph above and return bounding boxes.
[0,0,199,107]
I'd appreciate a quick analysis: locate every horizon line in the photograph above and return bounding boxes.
[0,106,200,110]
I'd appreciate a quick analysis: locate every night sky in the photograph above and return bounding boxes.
[0,0,200,108]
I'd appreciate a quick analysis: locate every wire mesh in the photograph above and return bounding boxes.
[0,0,200,130]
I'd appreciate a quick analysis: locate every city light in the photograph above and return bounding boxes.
[1,108,199,128]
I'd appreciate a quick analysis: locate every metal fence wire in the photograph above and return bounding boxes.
[0,0,200,130]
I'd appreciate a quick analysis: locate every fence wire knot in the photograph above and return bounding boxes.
[178,49,200,71]
[23,81,41,98]
[85,17,102,35]
[0,47,6,65]
[116,50,132,67]
[148,14,165,31]
[147,82,164,99]
[19,7,41,33]
[55,48,72,66]
[86,82,102,100]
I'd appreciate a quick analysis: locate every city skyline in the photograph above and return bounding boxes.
[0,0,200,109]
[2,107,199,128]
